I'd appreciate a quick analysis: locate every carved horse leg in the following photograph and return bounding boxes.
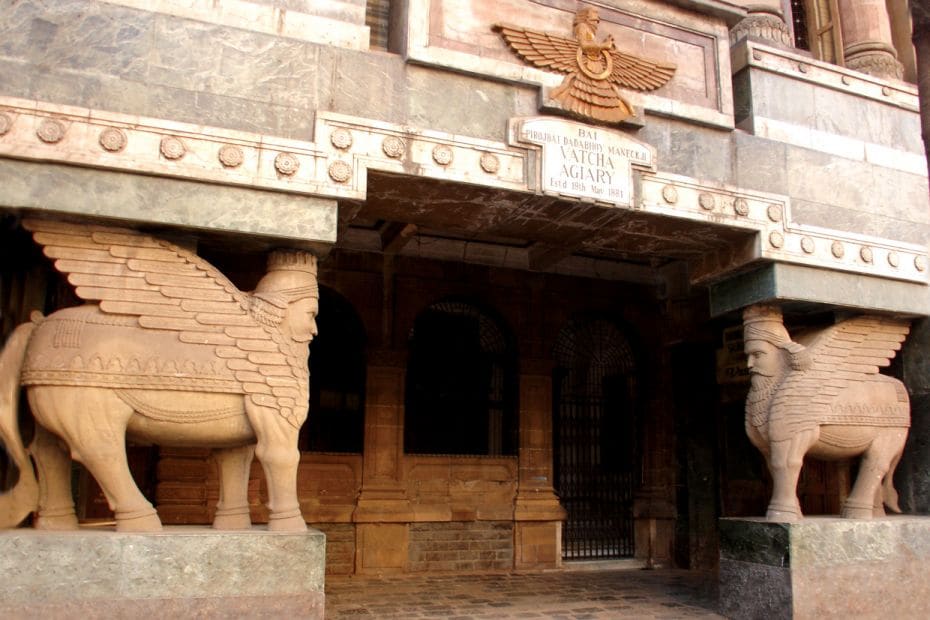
[212,444,255,530]
[30,425,79,530]
[247,403,306,531]
[766,428,820,522]
[843,428,908,519]
[27,386,162,532]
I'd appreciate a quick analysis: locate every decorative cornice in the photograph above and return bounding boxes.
[732,40,919,112]
[0,96,924,289]
[640,172,928,285]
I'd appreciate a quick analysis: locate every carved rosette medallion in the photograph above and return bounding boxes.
[698,193,715,211]
[274,152,300,176]
[733,198,749,216]
[160,136,186,160]
[432,144,453,166]
[0,112,13,137]
[36,119,66,144]
[887,251,900,268]
[382,136,405,159]
[330,128,353,150]
[661,185,678,204]
[860,246,874,264]
[768,231,784,248]
[915,256,927,272]
[328,160,352,183]
[218,145,244,168]
[479,152,500,174]
[766,204,783,222]
[800,236,815,254]
[831,241,845,259]
[98,127,127,153]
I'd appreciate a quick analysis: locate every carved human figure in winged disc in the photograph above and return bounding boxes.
[0,219,319,532]
[494,7,676,123]
[742,305,910,521]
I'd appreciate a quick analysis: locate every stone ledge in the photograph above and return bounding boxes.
[0,526,326,618]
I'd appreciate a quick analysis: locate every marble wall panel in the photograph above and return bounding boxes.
[0,0,329,139]
[404,65,538,142]
[0,160,337,247]
[732,132,789,195]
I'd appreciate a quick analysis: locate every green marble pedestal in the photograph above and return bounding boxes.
[719,517,930,619]
[0,526,326,619]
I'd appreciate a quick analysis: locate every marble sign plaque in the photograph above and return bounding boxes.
[512,118,656,207]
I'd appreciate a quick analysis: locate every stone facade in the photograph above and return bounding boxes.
[0,0,928,587]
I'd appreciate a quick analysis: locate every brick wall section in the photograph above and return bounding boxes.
[408,522,514,572]
[311,523,356,575]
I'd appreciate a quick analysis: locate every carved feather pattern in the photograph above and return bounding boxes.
[610,49,676,91]
[23,219,307,428]
[495,25,579,74]
[768,316,910,441]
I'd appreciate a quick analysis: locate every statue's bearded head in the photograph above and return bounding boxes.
[742,305,798,419]
[253,250,320,343]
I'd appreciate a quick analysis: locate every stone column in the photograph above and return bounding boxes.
[913,1,930,181]
[353,353,413,574]
[633,348,677,567]
[837,0,904,79]
[729,2,793,48]
[513,363,567,570]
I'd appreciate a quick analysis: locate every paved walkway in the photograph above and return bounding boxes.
[325,568,722,619]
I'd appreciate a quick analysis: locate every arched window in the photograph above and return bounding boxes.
[553,317,639,559]
[300,286,366,453]
[405,300,517,456]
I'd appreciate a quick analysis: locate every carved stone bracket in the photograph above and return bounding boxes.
[640,172,928,285]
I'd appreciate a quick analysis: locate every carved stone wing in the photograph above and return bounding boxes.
[23,218,306,428]
[494,23,579,74]
[768,316,910,441]
[608,49,676,91]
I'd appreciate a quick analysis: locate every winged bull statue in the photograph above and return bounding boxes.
[0,219,319,532]
[495,7,676,123]
[742,305,911,521]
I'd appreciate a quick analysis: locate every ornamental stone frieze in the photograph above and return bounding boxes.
[0,96,359,201]
[0,95,926,292]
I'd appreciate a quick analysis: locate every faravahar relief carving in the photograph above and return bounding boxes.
[742,305,910,521]
[0,219,319,532]
[495,7,676,123]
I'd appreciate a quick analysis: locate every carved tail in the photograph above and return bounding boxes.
[0,321,39,527]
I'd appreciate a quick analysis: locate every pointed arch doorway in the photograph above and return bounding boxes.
[553,318,638,560]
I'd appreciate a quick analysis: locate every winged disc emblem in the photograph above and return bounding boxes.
[494,7,676,123]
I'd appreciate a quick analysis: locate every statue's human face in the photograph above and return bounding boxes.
[286,296,319,343]
[744,339,781,378]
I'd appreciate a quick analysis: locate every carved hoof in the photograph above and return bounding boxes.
[115,508,163,532]
[842,501,875,520]
[766,503,801,522]
[35,509,79,531]
[267,510,307,532]
[213,507,252,530]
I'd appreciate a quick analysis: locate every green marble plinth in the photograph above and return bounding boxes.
[719,517,930,619]
[0,526,326,619]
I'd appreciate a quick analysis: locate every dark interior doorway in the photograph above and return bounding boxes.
[554,318,638,560]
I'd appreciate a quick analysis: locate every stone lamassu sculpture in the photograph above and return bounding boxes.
[742,305,910,521]
[0,219,318,532]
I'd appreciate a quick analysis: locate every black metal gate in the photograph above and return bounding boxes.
[554,319,637,560]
